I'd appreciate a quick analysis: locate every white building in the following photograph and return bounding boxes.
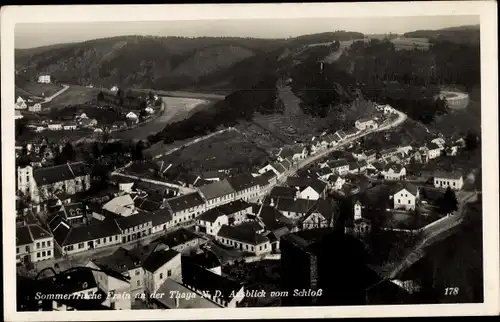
[355,118,378,131]
[434,172,464,190]
[126,112,138,122]
[48,123,63,131]
[110,85,119,92]
[427,142,442,160]
[86,261,132,310]
[393,183,419,211]
[196,209,229,236]
[16,224,54,264]
[329,159,350,175]
[143,249,182,295]
[382,164,407,181]
[354,200,363,220]
[38,74,51,83]
[216,223,271,256]
[16,101,27,110]
[28,103,42,112]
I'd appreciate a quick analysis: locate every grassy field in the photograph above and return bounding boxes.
[236,122,284,153]
[156,129,269,173]
[18,82,63,98]
[42,86,102,110]
[390,37,431,51]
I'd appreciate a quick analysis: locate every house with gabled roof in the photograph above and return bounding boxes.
[143,249,182,295]
[198,179,235,210]
[328,175,346,191]
[328,159,349,175]
[103,194,137,217]
[382,163,407,181]
[265,196,317,220]
[181,257,245,308]
[258,163,284,177]
[285,176,328,200]
[227,174,262,202]
[427,142,442,160]
[299,199,337,231]
[216,222,271,256]
[16,224,54,264]
[392,182,420,211]
[277,145,307,162]
[155,228,206,255]
[167,192,206,224]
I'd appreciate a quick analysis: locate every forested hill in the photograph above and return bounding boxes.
[403,25,480,44]
[15,31,365,92]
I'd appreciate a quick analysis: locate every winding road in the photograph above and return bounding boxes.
[41,84,69,104]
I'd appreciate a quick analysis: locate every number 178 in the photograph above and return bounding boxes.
[445,287,459,295]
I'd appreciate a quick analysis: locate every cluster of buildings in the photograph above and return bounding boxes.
[15,96,43,112]
[15,99,470,310]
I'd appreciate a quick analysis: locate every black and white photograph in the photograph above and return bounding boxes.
[1,2,498,320]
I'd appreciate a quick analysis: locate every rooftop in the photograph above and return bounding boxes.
[181,257,243,302]
[198,179,235,201]
[166,192,205,213]
[142,249,180,273]
[217,223,268,245]
[33,162,89,186]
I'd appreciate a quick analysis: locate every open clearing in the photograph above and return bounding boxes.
[18,82,63,98]
[156,129,269,172]
[42,85,102,110]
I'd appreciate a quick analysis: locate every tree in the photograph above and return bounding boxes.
[148,91,155,101]
[464,130,479,151]
[438,187,458,215]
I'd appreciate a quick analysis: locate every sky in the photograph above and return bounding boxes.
[15,15,480,49]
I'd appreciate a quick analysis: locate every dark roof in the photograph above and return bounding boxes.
[93,247,142,275]
[149,208,173,226]
[33,162,89,186]
[47,267,98,294]
[433,170,463,180]
[307,199,337,221]
[265,196,318,214]
[197,208,227,223]
[63,203,85,219]
[189,251,221,269]
[134,196,162,212]
[193,178,212,187]
[285,176,327,194]
[181,257,243,301]
[384,163,404,173]
[16,226,33,246]
[227,174,260,192]
[329,159,349,168]
[218,200,252,215]
[55,219,122,246]
[142,249,180,273]
[260,170,276,181]
[270,162,287,174]
[16,224,52,246]
[198,179,235,200]
[428,142,441,150]
[269,186,298,199]
[258,205,294,231]
[166,192,205,213]
[114,212,153,230]
[217,223,268,245]
[394,182,419,196]
[158,228,201,248]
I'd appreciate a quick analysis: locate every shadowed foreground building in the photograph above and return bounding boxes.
[280,228,381,306]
